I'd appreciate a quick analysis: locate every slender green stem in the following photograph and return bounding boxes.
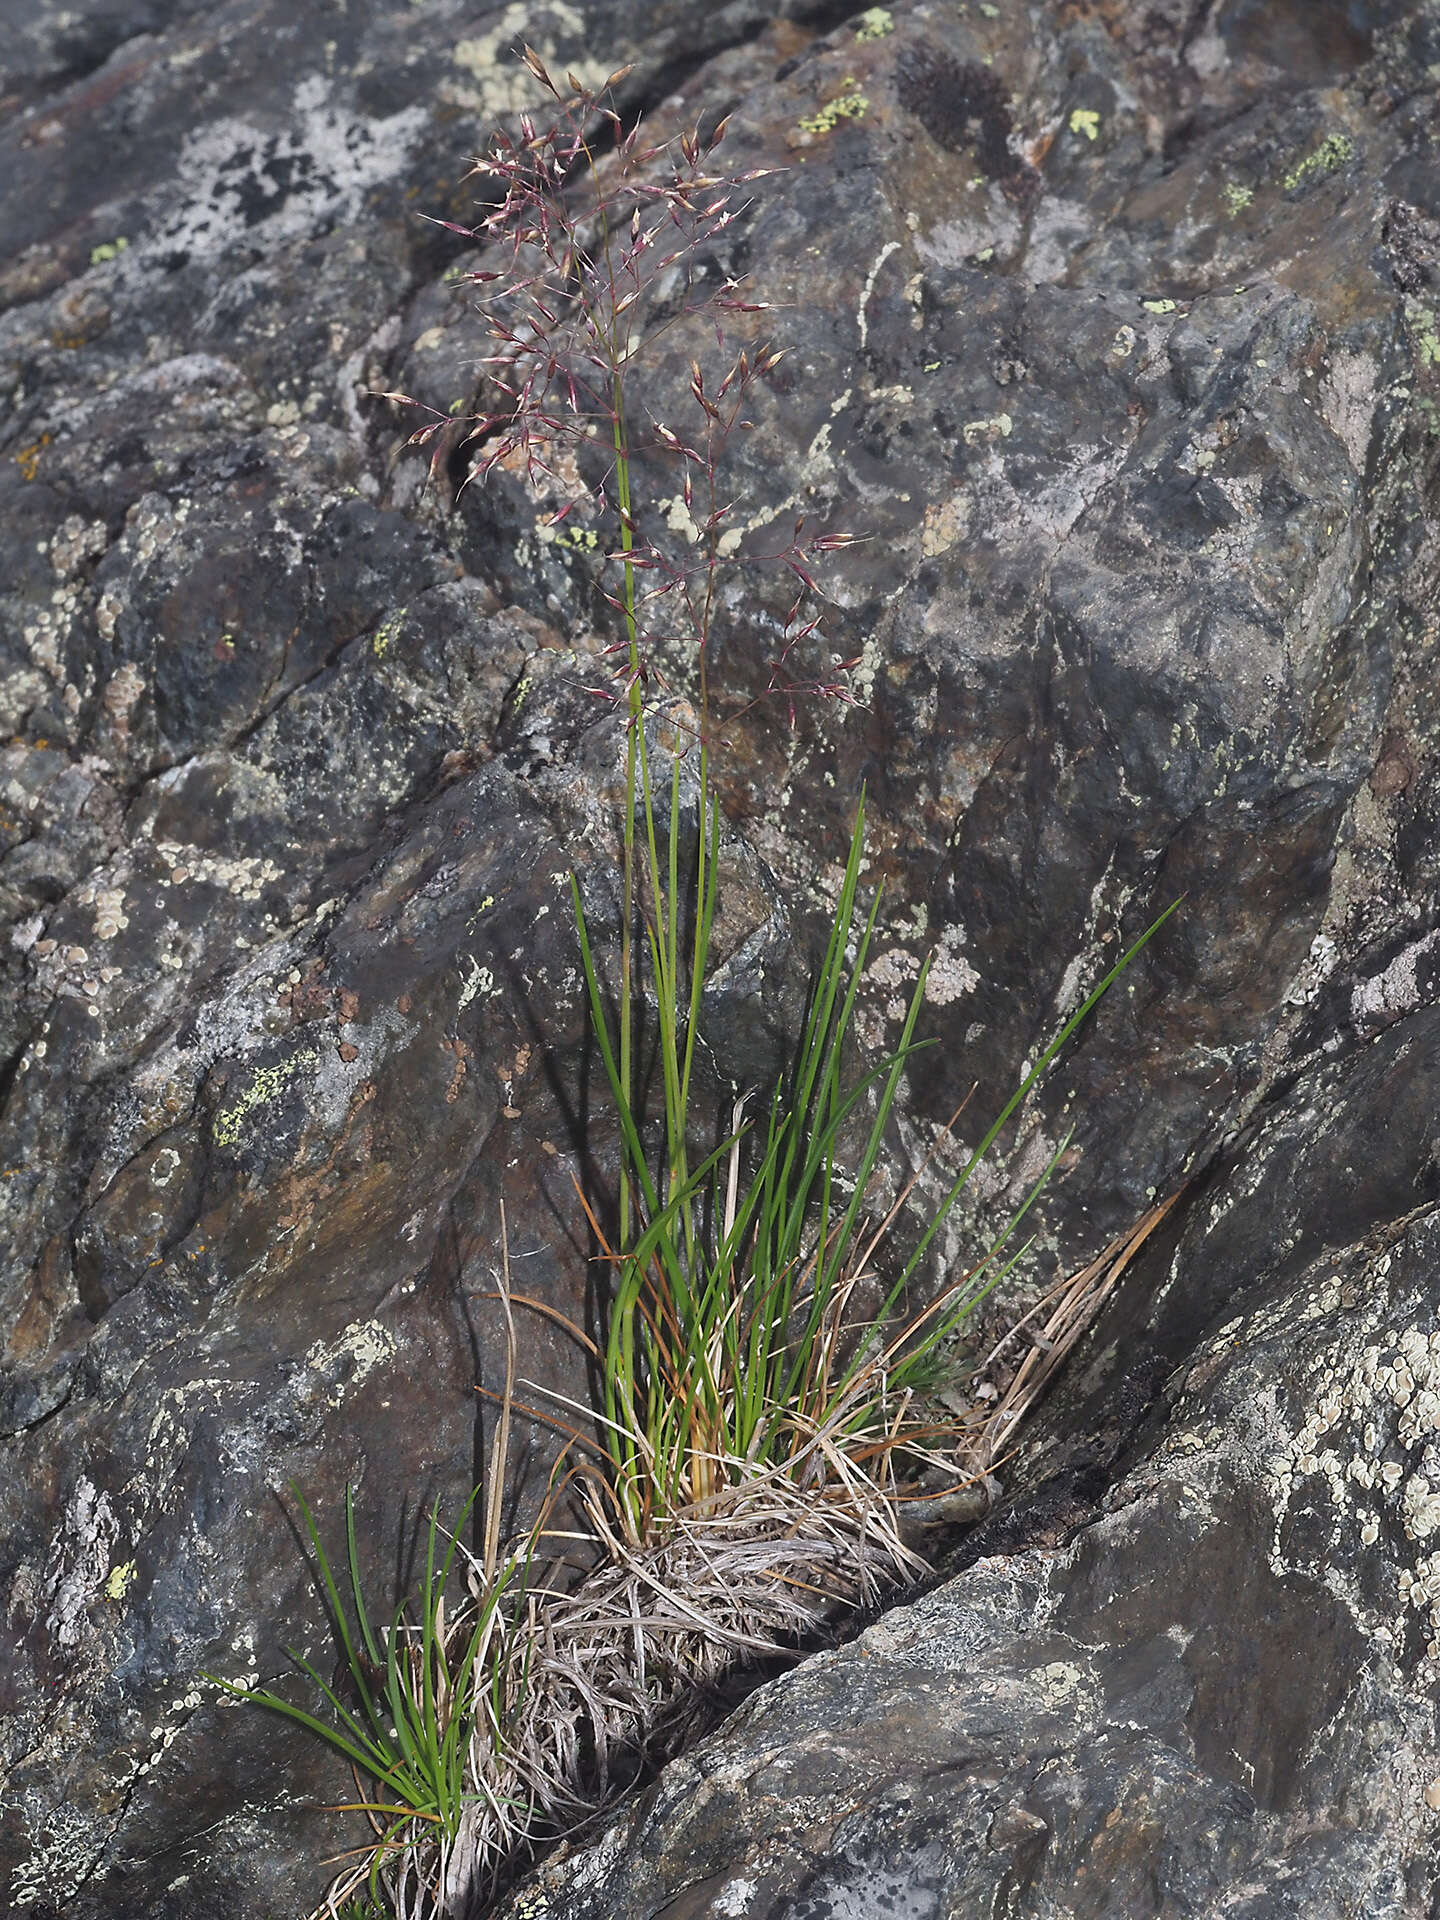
[613,378,641,1255]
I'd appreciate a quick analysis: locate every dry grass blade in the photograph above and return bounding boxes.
[970,1184,1188,1471]
[483,1201,518,1584]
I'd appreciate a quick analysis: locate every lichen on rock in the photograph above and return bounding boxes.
[3,0,1440,1915]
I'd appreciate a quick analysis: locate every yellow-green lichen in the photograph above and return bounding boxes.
[1282,132,1354,192]
[1069,108,1100,141]
[372,607,408,659]
[854,6,893,39]
[105,1561,137,1601]
[214,1048,316,1149]
[1142,298,1179,315]
[1407,301,1440,369]
[1222,181,1254,216]
[90,237,130,266]
[798,78,869,136]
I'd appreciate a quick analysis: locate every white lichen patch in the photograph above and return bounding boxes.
[1351,931,1440,1036]
[1036,1658,1088,1698]
[92,883,129,941]
[21,586,81,681]
[1284,931,1339,1009]
[154,840,285,902]
[301,1318,398,1410]
[912,203,1024,271]
[925,926,979,1006]
[714,1876,760,1917]
[865,947,921,994]
[1023,197,1093,284]
[1318,348,1379,475]
[447,4,608,117]
[13,1476,121,1653]
[149,77,426,274]
[458,954,498,1009]
[1177,417,1232,478]
[211,1627,263,1704]
[47,513,108,580]
[858,240,900,351]
[129,1379,231,1516]
[8,1801,104,1910]
[1049,860,1138,1021]
[150,1146,182,1190]
[654,493,741,556]
[1403,1466,1440,1541]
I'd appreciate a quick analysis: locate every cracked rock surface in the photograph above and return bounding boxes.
[2,0,1440,1914]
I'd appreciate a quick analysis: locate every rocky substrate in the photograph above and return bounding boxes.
[3,1,1440,1915]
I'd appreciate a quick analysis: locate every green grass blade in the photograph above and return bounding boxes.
[343,1486,385,1672]
[205,1676,400,1784]
[572,879,663,1226]
[895,899,1182,1297]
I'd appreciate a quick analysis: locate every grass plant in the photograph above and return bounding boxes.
[218,54,1179,1918]
[207,1485,537,1919]
[566,790,1173,1555]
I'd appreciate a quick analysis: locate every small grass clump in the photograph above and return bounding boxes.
[217,52,1178,1918]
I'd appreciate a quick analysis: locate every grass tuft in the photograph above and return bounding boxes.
[213,56,1182,1919]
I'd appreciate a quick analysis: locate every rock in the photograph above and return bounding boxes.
[1,0,1438,1915]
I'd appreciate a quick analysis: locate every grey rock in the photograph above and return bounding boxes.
[0,0,1438,1915]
